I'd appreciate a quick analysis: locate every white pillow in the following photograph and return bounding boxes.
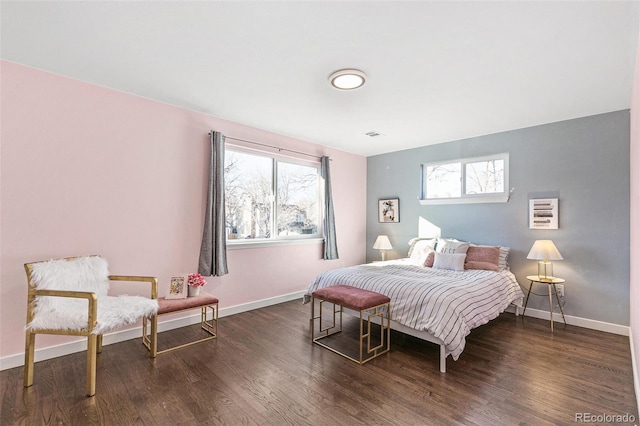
[408,238,437,265]
[436,238,470,255]
[408,238,436,256]
[498,246,510,271]
[432,253,467,271]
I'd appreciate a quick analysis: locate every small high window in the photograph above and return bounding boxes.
[420,153,509,205]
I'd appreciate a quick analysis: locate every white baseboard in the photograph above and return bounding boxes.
[510,306,630,336]
[0,290,306,371]
[630,328,640,420]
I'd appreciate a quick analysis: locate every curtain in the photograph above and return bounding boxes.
[198,131,229,276]
[321,156,339,260]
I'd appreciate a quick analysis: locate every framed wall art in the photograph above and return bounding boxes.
[529,198,559,230]
[166,274,188,299]
[378,198,400,223]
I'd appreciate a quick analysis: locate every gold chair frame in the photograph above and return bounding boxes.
[24,256,158,397]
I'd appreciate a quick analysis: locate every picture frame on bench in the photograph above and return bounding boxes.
[166,275,187,299]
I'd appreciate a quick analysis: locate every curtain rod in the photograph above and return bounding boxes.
[209,133,328,160]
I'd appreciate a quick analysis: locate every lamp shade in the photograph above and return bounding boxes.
[373,235,393,250]
[527,240,563,261]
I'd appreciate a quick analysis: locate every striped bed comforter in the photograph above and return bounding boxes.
[304,262,524,360]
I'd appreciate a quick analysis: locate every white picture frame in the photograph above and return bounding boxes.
[529,198,559,230]
[166,274,188,299]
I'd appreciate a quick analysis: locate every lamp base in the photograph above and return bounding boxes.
[538,260,554,280]
[380,251,386,261]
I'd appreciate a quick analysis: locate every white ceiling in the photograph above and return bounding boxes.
[2,1,639,156]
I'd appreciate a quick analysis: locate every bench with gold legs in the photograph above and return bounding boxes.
[143,292,219,357]
[311,285,390,364]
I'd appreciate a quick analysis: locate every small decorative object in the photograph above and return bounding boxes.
[529,198,558,229]
[187,272,206,297]
[166,275,188,299]
[527,240,563,280]
[373,235,393,261]
[378,198,399,223]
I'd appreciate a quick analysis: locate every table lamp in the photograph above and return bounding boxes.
[373,235,393,261]
[527,240,563,280]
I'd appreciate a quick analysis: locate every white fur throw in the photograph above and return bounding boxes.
[27,256,158,334]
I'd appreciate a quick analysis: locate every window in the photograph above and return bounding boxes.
[224,147,321,242]
[420,153,509,204]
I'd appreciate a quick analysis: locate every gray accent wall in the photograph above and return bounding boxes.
[367,110,630,326]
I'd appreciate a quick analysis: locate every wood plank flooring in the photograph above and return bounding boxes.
[1,300,637,425]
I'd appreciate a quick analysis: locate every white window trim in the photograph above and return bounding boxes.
[225,145,323,245]
[419,153,510,205]
[227,237,324,250]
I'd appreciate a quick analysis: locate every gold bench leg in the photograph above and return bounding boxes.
[360,303,390,363]
[201,304,218,336]
[148,304,218,356]
[311,297,342,341]
[312,299,390,365]
[142,314,159,357]
[359,310,364,362]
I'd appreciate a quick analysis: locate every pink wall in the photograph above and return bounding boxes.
[631,25,640,393]
[0,61,367,359]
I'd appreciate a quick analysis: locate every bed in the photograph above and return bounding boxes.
[303,238,524,372]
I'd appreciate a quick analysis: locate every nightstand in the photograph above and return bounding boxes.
[523,275,567,332]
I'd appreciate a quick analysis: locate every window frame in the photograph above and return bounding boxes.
[224,145,323,247]
[419,153,510,205]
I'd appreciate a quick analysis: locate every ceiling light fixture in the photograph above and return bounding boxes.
[329,69,367,90]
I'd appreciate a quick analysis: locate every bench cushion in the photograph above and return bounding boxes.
[157,291,219,315]
[312,285,390,311]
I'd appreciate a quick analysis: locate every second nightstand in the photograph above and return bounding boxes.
[523,275,567,332]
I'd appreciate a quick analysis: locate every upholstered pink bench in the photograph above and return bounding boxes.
[311,285,390,364]
[142,291,219,357]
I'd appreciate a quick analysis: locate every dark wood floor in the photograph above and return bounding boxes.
[1,300,637,425]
